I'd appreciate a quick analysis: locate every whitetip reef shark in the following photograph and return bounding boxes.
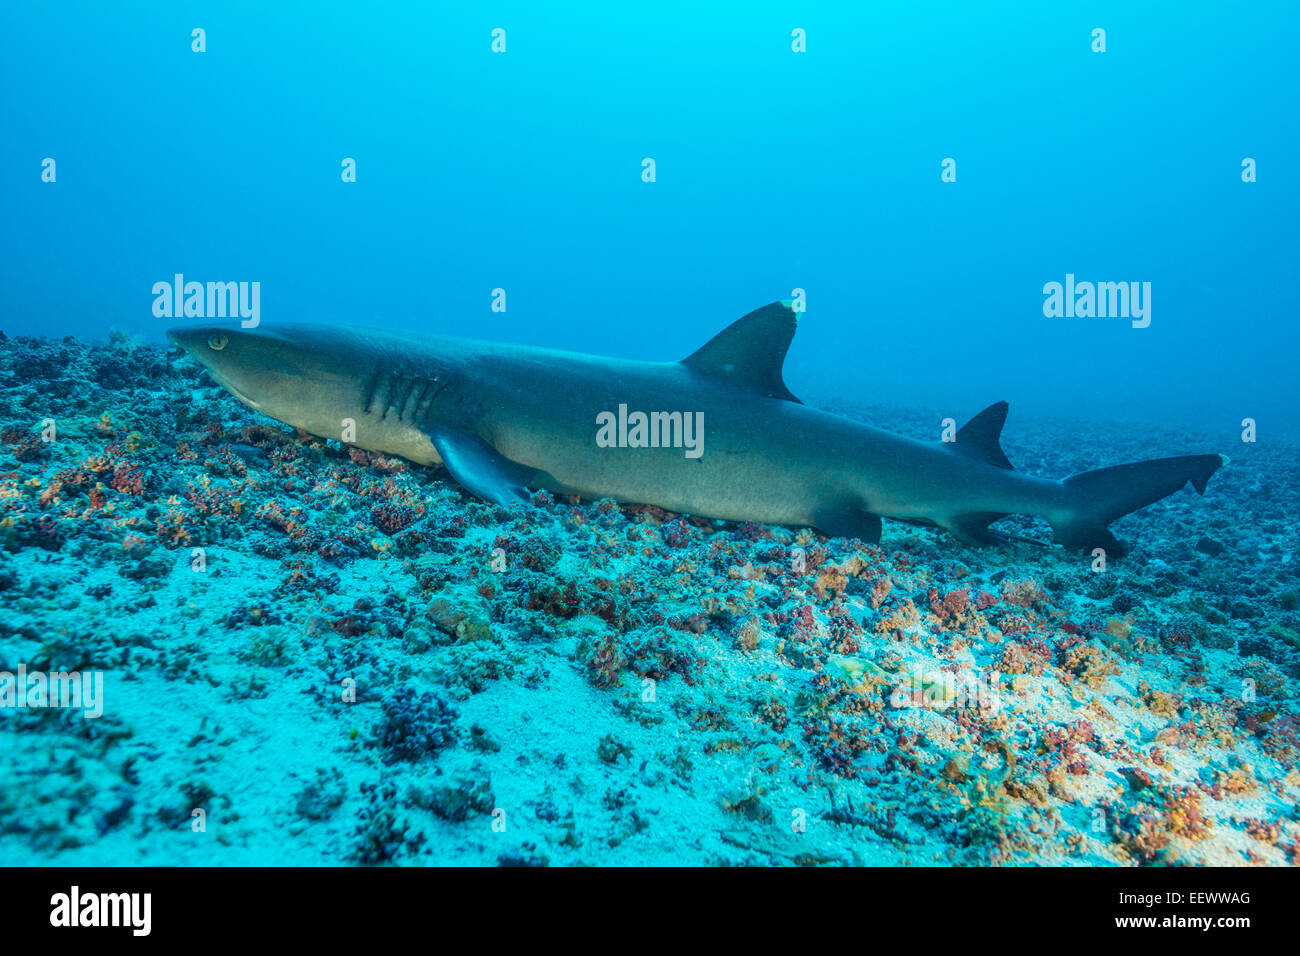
[168,302,1225,555]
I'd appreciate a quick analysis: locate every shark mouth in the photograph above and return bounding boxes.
[203,367,262,410]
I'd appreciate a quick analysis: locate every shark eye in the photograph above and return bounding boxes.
[207,334,229,351]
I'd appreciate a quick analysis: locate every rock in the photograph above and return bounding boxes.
[1196,537,1226,557]
[415,772,494,823]
[941,754,970,782]
[119,553,173,580]
[295,768,346,821]
[894,707,964,750]
[1118,766,1152,791]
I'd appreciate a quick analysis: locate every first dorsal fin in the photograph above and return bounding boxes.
[950,401,1015,470]
[680,301,802,403]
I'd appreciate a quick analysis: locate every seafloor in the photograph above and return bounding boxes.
[1,330,1296,866]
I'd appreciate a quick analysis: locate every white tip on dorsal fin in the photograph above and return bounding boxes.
[680,301,802,403]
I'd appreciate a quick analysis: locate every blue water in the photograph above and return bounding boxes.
[2,1,1297,431]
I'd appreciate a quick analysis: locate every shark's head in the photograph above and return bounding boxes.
[166,324,363,429]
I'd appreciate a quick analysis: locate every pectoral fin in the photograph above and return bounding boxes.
[427,427,536,506]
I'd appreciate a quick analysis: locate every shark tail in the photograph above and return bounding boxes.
[1049,453,1227,556]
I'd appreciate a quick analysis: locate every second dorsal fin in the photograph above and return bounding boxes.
[950,401,1015,470]
[680,301,802,403]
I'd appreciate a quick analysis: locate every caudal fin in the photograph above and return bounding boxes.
[1049,453,1227,556]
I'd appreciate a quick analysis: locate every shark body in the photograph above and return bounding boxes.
[168,302,1225,554]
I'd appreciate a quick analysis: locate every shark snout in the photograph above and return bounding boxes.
[166,326,212,355]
